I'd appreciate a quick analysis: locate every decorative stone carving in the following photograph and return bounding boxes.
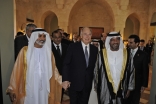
[56,0,64,9]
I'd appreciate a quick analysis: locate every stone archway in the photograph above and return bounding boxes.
[68,0,114,36]
[41,11,59,34]
[124,13,140,40]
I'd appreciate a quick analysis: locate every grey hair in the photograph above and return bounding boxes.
[80,27,92,35]
[25,23,37,30]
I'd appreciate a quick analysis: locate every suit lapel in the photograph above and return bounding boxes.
[52,43,57,51]
[133,49,140,61]
[61,44,65,57]
[24,35,28,45]
[52,43,61,58]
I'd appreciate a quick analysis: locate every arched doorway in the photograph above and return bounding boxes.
[124,13,140,40]
[68,0,114,37]
[41,11,58,34]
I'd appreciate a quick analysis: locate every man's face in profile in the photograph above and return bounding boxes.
[128,38,138,49]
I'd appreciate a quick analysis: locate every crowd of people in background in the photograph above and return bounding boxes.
[6,23,152,104]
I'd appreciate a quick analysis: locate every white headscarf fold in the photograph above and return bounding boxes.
[26,28,52,96]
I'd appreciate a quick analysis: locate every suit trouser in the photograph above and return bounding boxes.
[125,89,141,104]
[69,88,91,104]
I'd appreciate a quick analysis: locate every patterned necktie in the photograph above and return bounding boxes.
[56,46,61,56]
[130,50,134,69]
[131,49,135,57]
[85,46,89,67]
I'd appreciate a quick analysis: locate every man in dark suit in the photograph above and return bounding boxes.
[72,33,79,43]
[99,32,107,49]
[139,39,147,52]
[126,35,149,104]
[14,23,37,60]
[51,30,68,102]
[62,32,73,46]
[62,27,98,104]
[56,29,73,46]
[51,30,68,75]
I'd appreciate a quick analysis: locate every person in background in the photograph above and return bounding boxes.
[72,33,79,43]
[51,29,68,102]
[57,29,73,46]
[139,39,147,52]
[91,39,100,51]
[15,32,24,38]
[99,33,107,49]
[77,35,81,42]
[14,23,37,60]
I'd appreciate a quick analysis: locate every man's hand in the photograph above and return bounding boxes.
[62,81,70,90]
[141,87,145,93]
[8,92,16,102]
[125,90,131,98]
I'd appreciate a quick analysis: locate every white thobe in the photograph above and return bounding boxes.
[107,48,123,92]
[24,48,48,104]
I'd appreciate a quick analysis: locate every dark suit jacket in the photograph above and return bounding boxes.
[99,40,104,49]
[61,39,74,46]
[52,42,68,75]
[132,49,149,90]
[138,46,147,52]
[62,42,98,91]
[14,35,28,60]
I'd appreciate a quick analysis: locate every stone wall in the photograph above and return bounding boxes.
[15,0,156,41]
[68,2,114,35]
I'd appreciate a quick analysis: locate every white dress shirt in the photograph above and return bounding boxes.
[81,41,90,57]
[131,47,138,57]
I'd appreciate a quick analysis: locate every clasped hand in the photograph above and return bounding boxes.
[62,81,70,90]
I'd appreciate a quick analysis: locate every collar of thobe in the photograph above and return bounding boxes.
[102,48,127,94]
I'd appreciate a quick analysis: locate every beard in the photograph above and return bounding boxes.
[110,43,119,51]
[35,40,45,46]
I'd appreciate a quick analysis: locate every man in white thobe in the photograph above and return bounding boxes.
[6,28,62,104]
